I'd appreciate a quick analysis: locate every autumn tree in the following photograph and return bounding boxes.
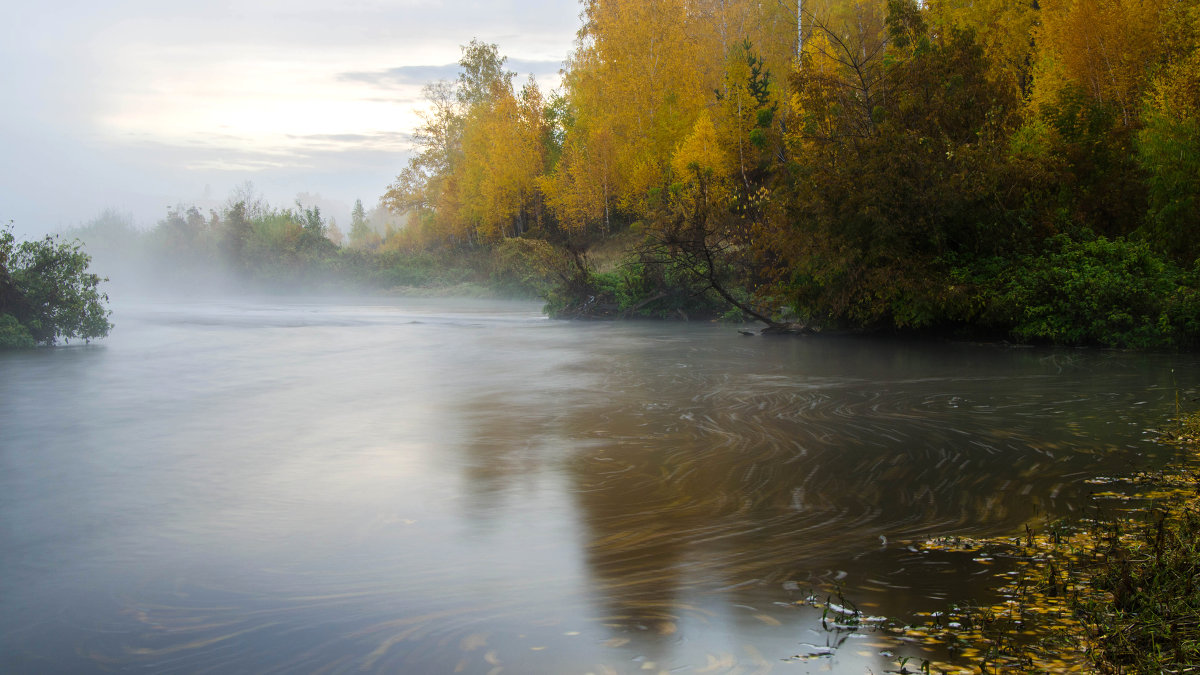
[458,74,549,241]
[383,75,467,246]
[384,40,551,247]
[774,0,1022,327]
[544,0,795,234]
[1137,0,1200,260]
[925,0,1039,99]
[1032,0,1168,128]
[643,110,777,323]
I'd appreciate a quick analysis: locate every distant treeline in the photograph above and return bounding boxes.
[374,0,1200,347]
[66,193,549,298]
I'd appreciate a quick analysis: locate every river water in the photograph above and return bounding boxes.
[1,297,1195,673]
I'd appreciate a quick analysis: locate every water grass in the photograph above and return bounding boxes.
[1072,407,1200,673]
[880,408,1200,674]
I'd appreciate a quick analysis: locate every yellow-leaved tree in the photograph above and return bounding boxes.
[925,0,1039,99]
[1031,0,1168,127]
[543,0,799,236]
[384,40,547,248]
[458,75,548,242]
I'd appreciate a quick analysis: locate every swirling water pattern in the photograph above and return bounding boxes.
[0,298,1193,673]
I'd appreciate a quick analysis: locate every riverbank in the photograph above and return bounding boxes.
[884,410,1200,673]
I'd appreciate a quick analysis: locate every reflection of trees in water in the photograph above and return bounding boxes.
[450,335,1184,658]
[453,336,1185,638]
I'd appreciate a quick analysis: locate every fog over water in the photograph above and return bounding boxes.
[1,298,1196,673]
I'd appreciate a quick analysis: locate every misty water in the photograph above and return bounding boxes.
[1,298,1195,674]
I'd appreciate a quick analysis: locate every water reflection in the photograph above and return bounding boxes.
[0,299,1194,673]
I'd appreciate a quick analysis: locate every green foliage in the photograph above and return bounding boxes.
[348,198,377,250]
[1138,112,1200,261]
[972,235,1198,348]
[0,224,111,346]
[1036,86,1148,237]
[0,313,36,348]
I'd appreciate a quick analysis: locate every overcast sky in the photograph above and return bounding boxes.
[1,0,581,237]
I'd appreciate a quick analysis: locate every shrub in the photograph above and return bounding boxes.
[978,235,1196,348]
[0,313,36,348]
[1,224,112,346]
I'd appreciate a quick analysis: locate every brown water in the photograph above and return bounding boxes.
[1,298,1194,673]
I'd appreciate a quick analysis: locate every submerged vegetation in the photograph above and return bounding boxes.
[822,406,1200,674]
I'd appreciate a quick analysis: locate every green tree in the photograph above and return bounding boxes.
[1137,0,1200,261]
[0,224,112,346]
[349,198,374,249]
[222,201,251,273]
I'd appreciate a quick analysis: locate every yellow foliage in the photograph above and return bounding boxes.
[1144,1,1200,123]
[1032,0,1170,126]
[540,121,616,234]
[926,0,1038,98]
[543,0,798,231]
[458,77,547,242]
[671,110,727,179]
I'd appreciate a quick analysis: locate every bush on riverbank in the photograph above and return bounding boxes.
[962,235,1200,349]
[0,224,111,347]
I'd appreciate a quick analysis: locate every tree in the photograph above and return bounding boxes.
[771,0,1024,328]
[222,201,251,272]
[383,40,530,247]
[1137,0,1200,261]
[632,111,778,326]
[326,218,345,247]
[349,198,374,249]
[0,224,112,346]
[458,73,549,241]
[717,40,780,197]
[1031,0,1168,128]
[926,0,1039,99]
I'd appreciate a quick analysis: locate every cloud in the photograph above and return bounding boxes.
[1,0,581,236]
[286,131,414,145]
[340,64,462,88]
[339,58,564,90]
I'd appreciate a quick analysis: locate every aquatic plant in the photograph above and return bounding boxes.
[888,409,1200,673]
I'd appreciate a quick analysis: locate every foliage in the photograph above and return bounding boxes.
[1080,507,1200,671]
[0,224,111,346]
[1136,4,1200,262]
[864,408,1200,673]
[970,235,1199,348]
[0,313,36,348]
[370,0,1196,344]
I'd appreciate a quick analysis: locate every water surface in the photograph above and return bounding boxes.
[1,298,1194,673]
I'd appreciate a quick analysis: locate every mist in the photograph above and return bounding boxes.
[62,187,426,302]
[0,0,578,241]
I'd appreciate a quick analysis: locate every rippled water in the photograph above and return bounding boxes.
[1,298,1195,673]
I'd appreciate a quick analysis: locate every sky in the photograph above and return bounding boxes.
[0,0,582,237]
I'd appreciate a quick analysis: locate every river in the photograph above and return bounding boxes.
[1,297,1195,673]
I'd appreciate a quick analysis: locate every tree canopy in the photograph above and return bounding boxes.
[368,0,1200,346]
[1,224,112,347]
